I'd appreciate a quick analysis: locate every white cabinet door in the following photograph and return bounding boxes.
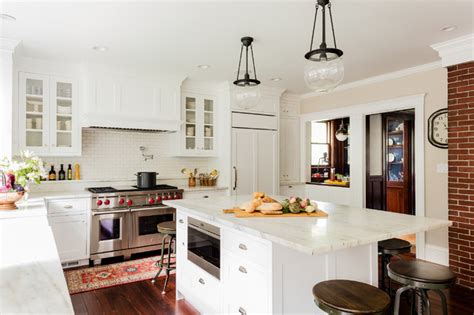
[49,214,89,263]
[178,93,217,157]
[18,72,80,156]
[232,128,278,195]
[18,72,51,155]
[280,117,300,183]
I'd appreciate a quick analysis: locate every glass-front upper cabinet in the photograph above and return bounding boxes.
[19,72,80,156]
[177,93,217,156]
[386,117,405,182]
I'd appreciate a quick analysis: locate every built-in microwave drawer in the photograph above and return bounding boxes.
[47,198,89,215]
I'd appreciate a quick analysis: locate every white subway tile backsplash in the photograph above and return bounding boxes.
[43,128,217,180]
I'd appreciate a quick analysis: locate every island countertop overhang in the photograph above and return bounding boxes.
[164,195,451,256]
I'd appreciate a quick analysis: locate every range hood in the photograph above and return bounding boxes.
[82,113,182,133]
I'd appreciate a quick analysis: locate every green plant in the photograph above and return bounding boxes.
[0,150,47,191]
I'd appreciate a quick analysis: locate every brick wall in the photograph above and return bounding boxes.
[447,61,474,289]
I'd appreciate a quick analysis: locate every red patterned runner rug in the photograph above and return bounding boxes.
[64,256,175,294]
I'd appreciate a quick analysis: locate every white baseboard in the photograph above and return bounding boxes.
[425,245,449,266]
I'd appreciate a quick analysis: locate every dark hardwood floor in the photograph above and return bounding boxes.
[71,274,198,315]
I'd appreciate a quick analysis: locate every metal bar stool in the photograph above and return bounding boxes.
[312,279,391,315]
[151,221,176,294]
[388,260,456,315]
[378,238,412,294]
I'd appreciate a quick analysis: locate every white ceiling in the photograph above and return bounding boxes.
[1,0,473,93]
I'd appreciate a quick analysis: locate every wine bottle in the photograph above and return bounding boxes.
[58,164,65,181]
[67,164,73,180]
[48,165,56,181]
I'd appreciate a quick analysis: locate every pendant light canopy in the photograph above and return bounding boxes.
[304,0,344,92]
[335,120,348,142]
[233,36,261,109]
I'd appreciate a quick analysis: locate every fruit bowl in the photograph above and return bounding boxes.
[0,192,25,210]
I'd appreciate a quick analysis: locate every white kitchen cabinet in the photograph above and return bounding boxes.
[280,183,305,198]
[82,75,182,131]
[280,117,300,183]
[183,189,227,199]
[49,214,89,265]
[18,72,80,156]
[232,128,278,195]
[46,197,90,267]
[176,93,218,156]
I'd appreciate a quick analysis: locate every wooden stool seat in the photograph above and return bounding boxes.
[157,221,176,234]
[388,260,456,288]
[312,280,391,315]
[378,238,412,255]
[388,260,456,315]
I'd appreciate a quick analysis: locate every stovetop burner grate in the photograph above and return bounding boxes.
[87,187,118,193]
[131,184,178,190]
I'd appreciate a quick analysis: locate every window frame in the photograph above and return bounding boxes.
[310,121,331,167]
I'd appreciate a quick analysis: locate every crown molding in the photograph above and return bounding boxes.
[431,33,474,67]
[301,61,441,99]
[0,37,21,53]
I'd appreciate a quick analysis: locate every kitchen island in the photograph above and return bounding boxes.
[164,195,451,315]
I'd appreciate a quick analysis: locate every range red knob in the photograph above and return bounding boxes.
[104,199,110,205]
[96,199,103,206]
[119,198,125,205]
[176,193,182,199]
[148,198,155,204]
[156,195,162,203]
[127,199,133,206]
[162,194,168,200]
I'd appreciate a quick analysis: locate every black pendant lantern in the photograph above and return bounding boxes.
[233,36,261,109]
[304,0,344,92]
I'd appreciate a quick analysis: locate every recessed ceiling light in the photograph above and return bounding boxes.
[441,25,457,32]
[197,64,211,69]
[270,77,282,82]
[0,14,16,21]
[93,45,108,52]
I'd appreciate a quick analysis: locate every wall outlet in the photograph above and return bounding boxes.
[436,163,448,174]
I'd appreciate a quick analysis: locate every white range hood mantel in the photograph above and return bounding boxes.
[81,71,185,132]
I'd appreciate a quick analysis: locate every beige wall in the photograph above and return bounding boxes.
[301,67,448,249]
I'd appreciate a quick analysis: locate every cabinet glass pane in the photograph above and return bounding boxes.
[387,118,404,182]
[185,97,196,110]
[55,82,73,148]
[204,138,213,150]
[25,79,44,147]
[204,112,213,125]
[186,137,196,150]
[204,99,213,112]
[186,110,196,123]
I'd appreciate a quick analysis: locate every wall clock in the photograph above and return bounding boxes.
[428,108,448,149]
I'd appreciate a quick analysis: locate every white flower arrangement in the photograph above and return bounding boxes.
[0,150,47,192]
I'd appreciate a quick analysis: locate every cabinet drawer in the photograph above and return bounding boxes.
[186,262,221,312]
[224,252,269,314]
[222,228,270,267]
[47,198,89,215]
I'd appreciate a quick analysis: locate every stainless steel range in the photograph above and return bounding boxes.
[88,184,183,265]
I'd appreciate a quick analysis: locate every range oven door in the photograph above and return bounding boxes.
[187,217,220,279]
[91,209,130,255]
[129,206,175,249]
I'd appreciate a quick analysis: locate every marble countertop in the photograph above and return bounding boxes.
[164,195,451,256]
[0,204,74,313]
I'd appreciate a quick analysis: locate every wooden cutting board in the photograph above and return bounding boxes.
[223,208,328,218]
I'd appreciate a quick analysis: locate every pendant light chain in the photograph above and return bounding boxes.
[309,4,319,52]
[328,3,338,49]
[250,45,257,81]
[236,44,244,81]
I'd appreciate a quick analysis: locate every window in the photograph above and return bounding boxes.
[311,122,329,166]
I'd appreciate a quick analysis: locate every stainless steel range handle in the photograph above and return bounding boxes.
[92,209,130,215]
[233,166,237,191]
[238,307,247,315]
[130,206,171,212]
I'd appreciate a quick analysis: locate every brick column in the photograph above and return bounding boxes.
[447,61,474,289]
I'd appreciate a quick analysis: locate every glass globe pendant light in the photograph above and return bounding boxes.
[233,36,261,109]
[335,120,348,141]
[304,0,344,92]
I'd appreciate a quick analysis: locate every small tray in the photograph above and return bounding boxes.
[223,208,328,218]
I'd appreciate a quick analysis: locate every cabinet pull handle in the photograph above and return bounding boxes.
[198,278,205,285]
[238,307,247,315]
[233,166,237,190]
[238,243,247,250]
[178,219,184,224]
[238,266,247,274]
[203,195,209,198]
[63,205,73,209]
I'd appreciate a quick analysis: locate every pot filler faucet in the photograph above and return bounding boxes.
[139,146,154,161]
